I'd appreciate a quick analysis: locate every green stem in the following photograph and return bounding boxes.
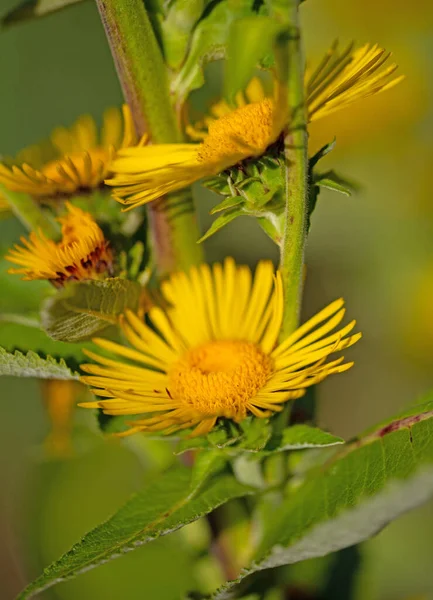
[279,0,308,338]
[95,0,203,275]
[0,185,59,238]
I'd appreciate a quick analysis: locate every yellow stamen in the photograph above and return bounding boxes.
[169,340,273,422]
[196,99,276,167]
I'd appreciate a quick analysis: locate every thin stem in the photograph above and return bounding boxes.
[279,0,308,338]
[0,185,59,238]
[95,0,203,275]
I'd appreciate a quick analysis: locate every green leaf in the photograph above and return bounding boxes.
[18,465,253,599]
[309,139,336,169]
[210,195,244,215]
[0,347,78,379]
[238,418,272,452]
[190,449,228,492]
[41,278,142,343]
[161,0,206,69]
[212,397,433,599]
[172,0,256,102]
[1,0,85,27]
[225,16,286,99]
[264,424,344,453]
[314,170,358,197]
[198,208,244,242]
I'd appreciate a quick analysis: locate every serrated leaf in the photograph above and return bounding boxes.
[212,397,433,599]
[0,347,78,379]
[0,315,95,365]
[225,16,287,99]
[199,208,243,242]
[172,0,256,102]
[41,278,142,343]
[18,465,253,599]
[264,424,344,453]
[1,0,84,27]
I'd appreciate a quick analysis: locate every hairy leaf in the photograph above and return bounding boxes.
[0,347,78,379]
[1,0,84,26]
[213,397,433,599]
[41,278,142,343]
[17,465,253,599]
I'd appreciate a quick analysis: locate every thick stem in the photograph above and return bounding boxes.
[279,0,308,338]
[0,186,59,238]
[95,0,203,274]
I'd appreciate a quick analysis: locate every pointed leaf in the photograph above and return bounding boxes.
[18,465,253,599]
[210,196,244,214]
[309,139,336,169]
[41,278,142,343]
[0,347,78,379]
[212,396,433,599]
[199,209,243,242]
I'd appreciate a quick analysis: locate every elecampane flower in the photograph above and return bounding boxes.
[80,259,361,438]
[107,43,401,211]
[6,202,113,286]
[0,105,141,198]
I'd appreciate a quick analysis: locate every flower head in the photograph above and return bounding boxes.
[80,259,361,438]
[6,203,113,286]
[0,105,140,199]
[107,79,286,210]
[107,43,401,211]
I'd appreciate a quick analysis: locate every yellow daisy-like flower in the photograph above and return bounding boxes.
[80,259,361,438]
[107,43,401,211]
[6,202,113,286]
[107,79,286,210]
[0,105,140,199]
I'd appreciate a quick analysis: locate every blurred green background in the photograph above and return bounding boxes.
[1,0,433,598]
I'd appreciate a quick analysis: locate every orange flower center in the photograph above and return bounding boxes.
[168,339,273,421]
[196,100,276,167]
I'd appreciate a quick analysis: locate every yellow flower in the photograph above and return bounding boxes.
[305,42,403,121]
[6,202,113,286]
[108,79,286,210]
[0,105,140,199]
[80,259,361,438]
[107,43,401,211]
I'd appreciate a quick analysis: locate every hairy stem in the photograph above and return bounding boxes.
[279,0,308,338]
[95,0,203,274]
